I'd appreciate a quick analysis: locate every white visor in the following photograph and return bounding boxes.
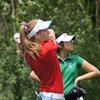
[14,32,20,44]
[56,33,75,44]
[28,19,52,38]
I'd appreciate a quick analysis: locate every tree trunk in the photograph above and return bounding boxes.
[96,0,100,42]
[11,0,16,32]
[96,0,100,27]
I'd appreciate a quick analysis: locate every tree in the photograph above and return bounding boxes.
[0,0,100,100]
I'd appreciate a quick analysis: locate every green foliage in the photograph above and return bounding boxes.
[0,0,100,100]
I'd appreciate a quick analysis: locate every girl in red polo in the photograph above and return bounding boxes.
[15,19,64,100]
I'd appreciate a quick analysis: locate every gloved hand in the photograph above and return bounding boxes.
[14,32,20,44]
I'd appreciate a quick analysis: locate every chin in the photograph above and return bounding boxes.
[44,38,49,41]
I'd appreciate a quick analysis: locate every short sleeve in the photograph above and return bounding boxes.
[77,56,84,69]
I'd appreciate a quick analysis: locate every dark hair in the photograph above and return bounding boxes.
[55,33,63,39]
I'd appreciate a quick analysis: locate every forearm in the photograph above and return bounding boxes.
[16,43,23,58]
[48,29,56,44]
[75,70,100,86]
[78,60,100,81]
[14,33,23,58]
[77,71,100,81]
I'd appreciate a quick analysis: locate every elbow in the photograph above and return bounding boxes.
[97,70,100,76]
[94,69,100,76]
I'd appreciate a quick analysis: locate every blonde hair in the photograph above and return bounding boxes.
[20,20,41,59]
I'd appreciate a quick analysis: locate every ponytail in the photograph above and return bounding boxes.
[20,20,41,59]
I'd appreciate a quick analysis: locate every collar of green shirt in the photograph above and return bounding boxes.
[57,53,73,61]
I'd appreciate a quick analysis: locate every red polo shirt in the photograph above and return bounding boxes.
[25,40,63,93]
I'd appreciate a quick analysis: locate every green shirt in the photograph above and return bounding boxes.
[57,53,84,96]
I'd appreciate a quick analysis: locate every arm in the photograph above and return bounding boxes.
[30,70,40,82]
[16,43,23,58]
[30,71,40,92]
[14,33,23,58]
[48,29,56,44]
[75,60,100,86]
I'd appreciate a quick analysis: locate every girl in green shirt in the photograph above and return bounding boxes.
[56,33,100,100]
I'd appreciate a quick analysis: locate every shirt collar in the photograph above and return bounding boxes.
[57,53,72,61]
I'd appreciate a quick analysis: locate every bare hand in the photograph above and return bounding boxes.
[75,77,81,86]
